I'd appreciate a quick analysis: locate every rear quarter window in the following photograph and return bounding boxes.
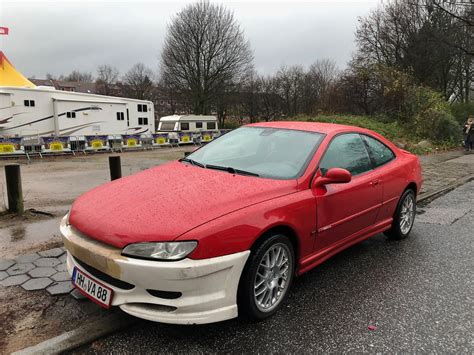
[362,135,396,168]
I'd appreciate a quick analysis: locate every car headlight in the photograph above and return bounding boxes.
[122,241,198,261]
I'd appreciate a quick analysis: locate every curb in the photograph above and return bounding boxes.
[417,174,474,205]
[12,312,136,355]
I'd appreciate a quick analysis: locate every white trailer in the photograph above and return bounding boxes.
[157,115,219,144]
[0,86,155,138]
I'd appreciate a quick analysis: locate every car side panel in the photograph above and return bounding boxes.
[377,154,422,221]
[313,169,383,252]
[177,190,317,264]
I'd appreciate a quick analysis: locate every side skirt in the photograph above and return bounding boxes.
[297,218,393,275]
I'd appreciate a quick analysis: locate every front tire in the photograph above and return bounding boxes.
[237,234,295,321]
[384,189,416,240]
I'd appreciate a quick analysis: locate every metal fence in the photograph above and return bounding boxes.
[0,130,232,160]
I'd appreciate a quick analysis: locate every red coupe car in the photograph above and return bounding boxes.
[61,121,422,324]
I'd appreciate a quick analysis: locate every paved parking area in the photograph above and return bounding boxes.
[419,151,474,194]
[0,247,72,295]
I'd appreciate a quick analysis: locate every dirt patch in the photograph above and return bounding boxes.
[0,210,63,259]
[0,285,115,353]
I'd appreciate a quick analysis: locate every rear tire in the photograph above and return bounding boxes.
[237,234,295,321]
[384,189,416,240]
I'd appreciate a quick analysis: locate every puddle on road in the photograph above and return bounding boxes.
[0,217,63,259]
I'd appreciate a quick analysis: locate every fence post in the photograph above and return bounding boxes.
[109,156,122,181]
[5,164,24,214]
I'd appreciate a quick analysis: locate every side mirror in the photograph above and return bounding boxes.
[313,168,352,188]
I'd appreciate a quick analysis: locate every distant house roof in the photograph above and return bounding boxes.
[29,78,54,87]
[55,81,96,93]
[28,78,97,93]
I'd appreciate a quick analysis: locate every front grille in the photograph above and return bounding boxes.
[73,256,135,290]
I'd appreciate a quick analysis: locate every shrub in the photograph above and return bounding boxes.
[450,102,474,125]
[221,120,240,129]
[413,109,461,143]
[406,86,450,119]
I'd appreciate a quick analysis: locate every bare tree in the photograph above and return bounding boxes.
[356,0,472,101]
[96,65,119,96]
[123,63,155,100]
[45,73,56,80]
[423,0,473,29]
[63,70,94,82]
[240,70,261,122]
[259,75,282,121]
[161,1,253,115]
[276,65,305,116]
[302,59,339,114]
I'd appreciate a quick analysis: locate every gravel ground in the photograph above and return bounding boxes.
[72,181,474,353]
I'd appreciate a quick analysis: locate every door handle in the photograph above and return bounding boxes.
[370,179,380,186]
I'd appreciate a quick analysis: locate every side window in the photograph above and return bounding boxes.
[137,104,148,112]
[181,122,189,130]
[319,133,372,176]
[207,122,216,130]
[362,135,395,168]
[24,100,35,107]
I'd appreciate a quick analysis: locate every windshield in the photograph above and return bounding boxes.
[185,127,324,179]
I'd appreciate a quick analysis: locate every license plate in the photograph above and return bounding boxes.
[72,267,113,308]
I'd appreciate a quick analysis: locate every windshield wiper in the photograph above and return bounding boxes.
[179,158,205,168]
[205,164,259,177]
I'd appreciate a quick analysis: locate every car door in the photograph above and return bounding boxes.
[361,134,400,223]
[313,133,383,252]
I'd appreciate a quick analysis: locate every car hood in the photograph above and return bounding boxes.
[69,161,296,248]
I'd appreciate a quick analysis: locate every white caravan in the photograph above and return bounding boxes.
[157,115,219,144]
[0,86,155,138]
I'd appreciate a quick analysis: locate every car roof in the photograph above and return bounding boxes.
[247,121,371,135]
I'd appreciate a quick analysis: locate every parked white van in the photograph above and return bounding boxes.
[157,115,219,144]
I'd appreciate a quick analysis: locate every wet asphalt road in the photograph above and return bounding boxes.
[75,182,474,353]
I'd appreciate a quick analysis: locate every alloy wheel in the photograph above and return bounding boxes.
[399,193,415,235]
[253,243,292,312]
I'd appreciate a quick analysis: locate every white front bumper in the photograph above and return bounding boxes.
[60,217,250,324]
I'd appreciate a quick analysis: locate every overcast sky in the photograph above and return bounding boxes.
[0,0,380,79]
